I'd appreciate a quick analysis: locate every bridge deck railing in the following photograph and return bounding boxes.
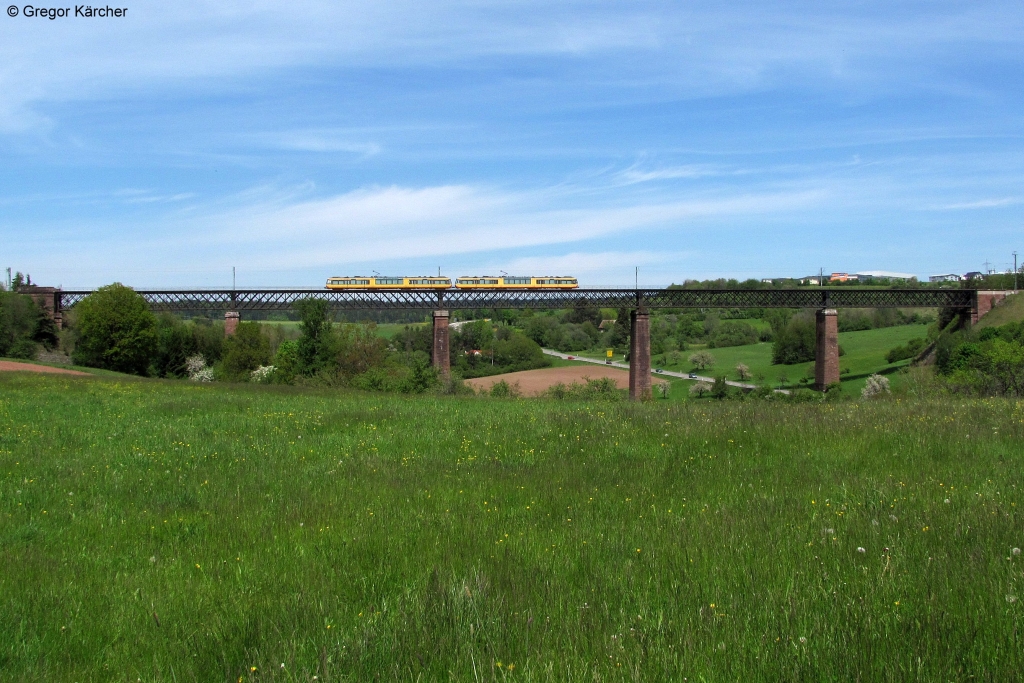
[54,288,976,313]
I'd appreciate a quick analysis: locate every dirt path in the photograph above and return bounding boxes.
[465,365,666,395]
[0,361,91,376]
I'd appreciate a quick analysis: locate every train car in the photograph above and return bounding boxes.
[454,275,578,289]
[325,276,452,289]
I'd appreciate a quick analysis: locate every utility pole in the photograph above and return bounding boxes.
[5,267,10,291]
[1015,252,1019,292]
[232,266,236,290]
[635,266,638,290]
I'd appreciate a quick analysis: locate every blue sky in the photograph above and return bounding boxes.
[2,0,1022,288]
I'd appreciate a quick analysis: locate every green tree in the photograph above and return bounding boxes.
[0,290,54,359]
[335,323,388,377]
[296,298,335,376]
[219,322,271,381]
[711,375,729,399]
[151,314,198,378]
[772,313,816,365]
[71,284,157,375]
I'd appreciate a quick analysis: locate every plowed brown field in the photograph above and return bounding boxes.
[464,364,666,395]
[0,361,90,376]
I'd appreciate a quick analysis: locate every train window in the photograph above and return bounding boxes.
[505,277,531,284]
[376,278,403,285]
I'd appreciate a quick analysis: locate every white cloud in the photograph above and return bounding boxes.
[11,180,826,286]
[928,197,1020,210]
[2,1,1020,132]
[255,130,382,155]
[185,182,825,270]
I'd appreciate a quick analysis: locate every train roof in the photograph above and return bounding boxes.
[455,275,576,278]
[327,275,450,278]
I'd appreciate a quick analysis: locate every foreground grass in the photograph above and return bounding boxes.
[1,374,1022,681]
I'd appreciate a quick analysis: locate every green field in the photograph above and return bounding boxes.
[1,372,1022,680]
[567,324,929,397]
[669,324,929,390]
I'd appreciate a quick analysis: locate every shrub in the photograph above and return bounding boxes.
[735,363,751,381]
[351,352,437,394]
[772,313,815,365]
[707,321,759,348]
[545,377,621,400]
[185,355,214,382]
[711,375,729,399]
[862,374,890,399]
[885,337,927,364]
[271,340,300,383]
[152,314,198,377]
[0,290,51,359]
[489,380,522,398]
[295,298,335,376]
[250,365,276,383]
[219,322,271,381]
[71,284,157,375]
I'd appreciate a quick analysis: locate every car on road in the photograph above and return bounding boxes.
[688,372,698,379]
[567,356,575,360]
[654,368,663,373]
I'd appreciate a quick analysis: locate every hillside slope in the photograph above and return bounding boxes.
[976,291,1024,328]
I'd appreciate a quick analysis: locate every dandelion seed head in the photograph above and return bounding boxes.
[1013,548,1021,556]
[857,547,866,553]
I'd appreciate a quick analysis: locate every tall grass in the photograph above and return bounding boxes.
[1,373,1022,681]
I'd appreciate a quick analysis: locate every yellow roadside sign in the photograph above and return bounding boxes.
[606,349,614,358]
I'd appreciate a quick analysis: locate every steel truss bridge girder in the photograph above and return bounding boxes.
[55,288,976,313]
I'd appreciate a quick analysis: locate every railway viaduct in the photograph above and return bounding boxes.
[38,286,1007,400]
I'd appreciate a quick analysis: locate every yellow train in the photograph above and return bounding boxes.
[326,276,452,289]
[325,275,578,289]
[454,276,578,289]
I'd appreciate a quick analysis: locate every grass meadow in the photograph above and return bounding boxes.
[1,372,1022,681]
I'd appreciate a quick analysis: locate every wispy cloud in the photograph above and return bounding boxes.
[928,197,1020,210]
[185,182,826,269]
[255,130,382,156]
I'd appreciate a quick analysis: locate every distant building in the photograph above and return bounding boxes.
[829,273,858,282]
[853,270,916,280]
[928,274,962,283]
[964,271,984,280]
[801,278,821,285]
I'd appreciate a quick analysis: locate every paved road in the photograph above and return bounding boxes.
[541,349,759,390]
